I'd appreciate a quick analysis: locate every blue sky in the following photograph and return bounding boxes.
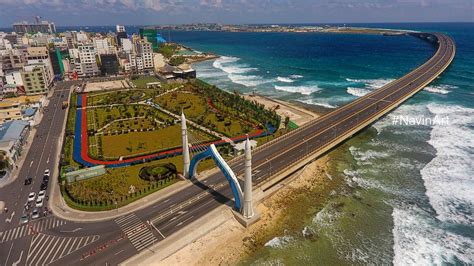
[0,0,473,27]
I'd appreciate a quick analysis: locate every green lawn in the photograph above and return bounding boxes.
[64,154,217,211]
[131,76,161,88]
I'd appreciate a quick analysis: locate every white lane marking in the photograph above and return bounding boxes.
[50,237,66,262]
[34,236,57,264]
[12,250,23,266]
[114,249,124,256]
[4,242,14,265]
[5,211,15,223]
[148,221,165,239]
[176,216,194,227]
[59,238,72,258]
[60,227,82,233]
[66,237,78,255]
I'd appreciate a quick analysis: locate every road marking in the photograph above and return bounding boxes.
[114,249,124,256]
[12,250,23,266]
[5,211,15,223]
[115,214,157,252]
[176,216,194,227]
[148,221,165,239]
[4,242,14,265]
[30,161,34,167]
[60,227,82,233]
[26,233,99,265]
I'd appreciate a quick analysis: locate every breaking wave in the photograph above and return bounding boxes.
[274,85,321,95]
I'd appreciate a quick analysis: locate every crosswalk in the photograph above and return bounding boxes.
[115,213,157,252]
[0,217,66,243]
[26,233,100,265]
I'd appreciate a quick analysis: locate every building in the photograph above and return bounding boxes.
[21,64,49,95]
[13,20,56,34]
[26,46,54,86]
[49,48,65,79]
[94,38,115,55]
[139,28,166,52]
[121,38,133,53]
[0,98,22,123]
[99,54,119,76]
[78,44,99,77]
[0,120,30,165]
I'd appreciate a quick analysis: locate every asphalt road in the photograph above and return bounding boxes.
[0,33,455,266]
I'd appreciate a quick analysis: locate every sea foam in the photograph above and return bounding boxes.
[392,207,474,265]
[421,103,474,225]
[274,85,321,95]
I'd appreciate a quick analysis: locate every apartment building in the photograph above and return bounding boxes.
[78,44,99,77]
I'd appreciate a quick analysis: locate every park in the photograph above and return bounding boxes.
[60,77,281,211]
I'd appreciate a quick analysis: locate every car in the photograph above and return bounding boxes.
[42,175,49,182]
[24,177,32,185]
[35,197,43,208]
[31,208,40,219]
[38,190,46,200]
[20,214,29,224]
[44,169,50,177]
[40,182,47,190]
[27,192,36,202]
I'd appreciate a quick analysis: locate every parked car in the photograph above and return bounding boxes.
[31,208,40,219]
[24,177,32,185]
[27,192,36,202]
[38,190,46,200]
[40,182,47,190]
[42,175,49,182]
[44,169,50,177]
[35,197,43,208]
[20,214,29,224]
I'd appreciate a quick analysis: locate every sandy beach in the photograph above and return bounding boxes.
[159,152,336,266]
[243,94,318,127]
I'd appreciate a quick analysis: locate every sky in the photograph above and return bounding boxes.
[0,0,473,27]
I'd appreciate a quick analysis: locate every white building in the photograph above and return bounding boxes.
[78,44,99,77]
[93,38,115,55]
[121,38,133,53]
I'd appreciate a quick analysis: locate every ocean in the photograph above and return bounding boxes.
[165,23,473,265]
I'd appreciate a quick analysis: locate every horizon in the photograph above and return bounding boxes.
[1,0,473,28]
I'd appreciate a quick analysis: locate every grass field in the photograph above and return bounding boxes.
[131,76,161,88]
[155,90,258,137]
[64,154,216,209]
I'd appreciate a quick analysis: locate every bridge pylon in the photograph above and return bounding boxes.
[181,112,190,178]
[243,136,254,219]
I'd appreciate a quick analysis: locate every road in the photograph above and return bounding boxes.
[0,33,455,265]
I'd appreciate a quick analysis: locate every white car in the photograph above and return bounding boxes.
[38,190,46,200]
[31,208,40,219]
[27,192,36,202]
[35,197,43,208]
[44,169,50,177]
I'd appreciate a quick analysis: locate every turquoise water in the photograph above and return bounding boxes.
[168,23,474,265]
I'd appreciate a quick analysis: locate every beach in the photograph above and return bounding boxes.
[160,153,337,266]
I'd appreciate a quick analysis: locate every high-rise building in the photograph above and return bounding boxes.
[13,20,56,34]
[139,28,166,52]
[116,25,127,47]
[78,44,99,77]
[99,54,119,76]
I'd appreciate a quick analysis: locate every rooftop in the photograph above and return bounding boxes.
[0,120,29,143]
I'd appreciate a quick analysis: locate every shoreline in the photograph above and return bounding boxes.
[159,152,338,265]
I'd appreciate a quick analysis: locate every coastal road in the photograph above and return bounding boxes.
[0,33,455,265]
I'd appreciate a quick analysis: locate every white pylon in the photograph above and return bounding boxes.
[181,112,190,178]
[243,136,254,218]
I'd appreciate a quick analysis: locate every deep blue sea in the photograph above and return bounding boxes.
[5,23,472,264]
[166,23,474,265]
